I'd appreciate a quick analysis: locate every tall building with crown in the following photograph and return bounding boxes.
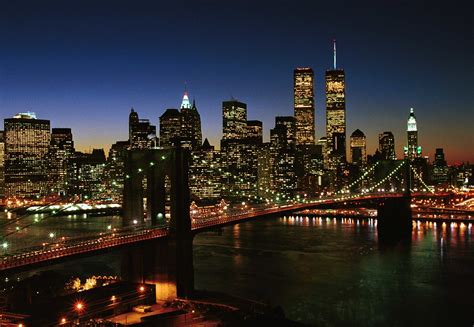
[405,108,421,160]
[180,91,202,150]
[350,129,366,166]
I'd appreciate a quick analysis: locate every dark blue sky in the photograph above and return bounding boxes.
[0,0,472,162]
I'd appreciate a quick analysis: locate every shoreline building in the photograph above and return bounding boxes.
[4,112,51,199]
[48,128,74,195]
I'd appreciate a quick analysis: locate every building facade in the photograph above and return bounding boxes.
[180,93,202,150]
[48,128,74,195]
[159,109,182,147]
[294,68,315,145]
[405,108,421,160]
[4,112,51,199]
[350,129,366,166]
[379,131,396,160]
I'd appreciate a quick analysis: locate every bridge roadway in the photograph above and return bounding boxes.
[0,193,450,274]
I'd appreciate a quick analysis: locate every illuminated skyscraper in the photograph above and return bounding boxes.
[159,109,182,147]
[221,100,260,198]
[432,148,448,185]
[405,108,421,160]
[4,112,50,198]
[181,92,202,150]
[325,40,346,170]
[270,116,297,197]
[48,128,74,194]
[0,131,4,198]
[222,100,247,141]
[379,131,396,160]
[189,138,222,199]
[294,68,315,145]
[129,108,156,149]
[350,129,366,166]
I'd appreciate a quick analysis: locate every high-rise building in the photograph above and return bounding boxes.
[105,140,130,202]
[129,108,156,149]
[432,148,449,185]
[325,40,346,170]
[180,93,202,150]
[350,129,366,166]
[189,138,222,199]
[0,131,4,199]
[257,143,272,199]
[294,68,315,145]
[222,100,247,141]
[48,128,74,194]
[4,112,50,199]
[221,100,260,198]
[379,131,396,160]
[405,108,421,160]
[159,109,182,147]
[67,149,106,199]
[270,116,297,198]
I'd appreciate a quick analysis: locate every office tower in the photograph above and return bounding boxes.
[180,92,202,150]
[326,40,346,170]
[294,68,315,145]
[0,131,4,198]
[129,108,156,149]
[405,108,421,160]
[222,100,247,141]
[48,128,74,194]
[257,143,272,198]
[220,100,260,198]
[270,116,297,198]
[159,109,182,147]
[189,138,222,199]
[432,148,449,185]
[105,140,130,202]
[379,131,396,160]
[4,112,50,199]
[350,129,366,166]
[67,149,106,199]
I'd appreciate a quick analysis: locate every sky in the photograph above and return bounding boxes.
[0,0,472,163]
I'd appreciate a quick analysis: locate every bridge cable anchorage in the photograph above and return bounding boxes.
[411,166,435,193]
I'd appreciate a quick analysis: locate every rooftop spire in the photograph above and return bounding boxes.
[333,38,337,70]
[181,85,191,109]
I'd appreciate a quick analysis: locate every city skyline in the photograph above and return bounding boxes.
[0,0,472,163]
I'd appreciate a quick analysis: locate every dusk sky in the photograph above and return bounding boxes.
[0,0,472,163]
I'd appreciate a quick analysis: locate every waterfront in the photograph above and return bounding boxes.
[0,212,473,326]
[194,216,474,326]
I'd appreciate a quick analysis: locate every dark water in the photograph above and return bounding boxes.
[193,217,474,326]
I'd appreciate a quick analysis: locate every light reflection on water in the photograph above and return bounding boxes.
[193,215,474,326]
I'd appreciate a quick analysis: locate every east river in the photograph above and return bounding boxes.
[1,212,473,326]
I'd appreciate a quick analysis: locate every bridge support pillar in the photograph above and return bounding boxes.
[121,147,193,300]
[377,196,412,243]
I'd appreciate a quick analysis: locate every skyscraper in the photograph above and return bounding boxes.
[325,40,346,170]
[48,128,74,194]
[294,68,315,145]
[189,138,222,199]
[0,131,4,199]
[180,92,202,150]
[405,108,421,160]
[129,108,156,149]
[4,112,51,199]
[270,116,297,197]
[432,148,448,185]
[350,129,366,166]
[379,131,396,160]
[159,109,182,147]
[221,100,260,198]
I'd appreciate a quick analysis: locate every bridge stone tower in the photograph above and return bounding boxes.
[377,159,413,243]
[122,147,193,299]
